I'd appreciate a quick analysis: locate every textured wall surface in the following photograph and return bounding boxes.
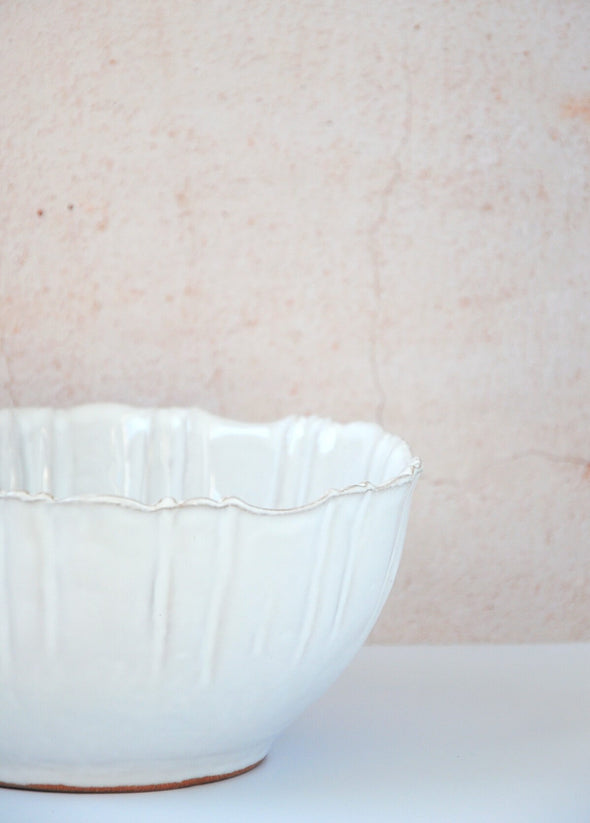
[1,1,589,642]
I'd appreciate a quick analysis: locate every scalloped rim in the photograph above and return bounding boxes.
[0,406,422,516]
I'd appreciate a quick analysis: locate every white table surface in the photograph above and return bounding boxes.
[1,644,589,823]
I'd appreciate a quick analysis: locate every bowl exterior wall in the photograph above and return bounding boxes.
[0,477,417,788]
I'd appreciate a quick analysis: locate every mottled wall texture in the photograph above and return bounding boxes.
[1,1,589,642]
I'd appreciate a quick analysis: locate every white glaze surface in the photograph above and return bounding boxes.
[0,405,416,510]
[0,406,420,788]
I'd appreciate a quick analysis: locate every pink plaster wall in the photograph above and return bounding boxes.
[1,1,589,642]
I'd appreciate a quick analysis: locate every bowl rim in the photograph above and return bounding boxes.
[0,404,422,516]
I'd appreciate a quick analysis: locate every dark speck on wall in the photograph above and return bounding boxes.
[67,203,74,210]
[37,209,44,217]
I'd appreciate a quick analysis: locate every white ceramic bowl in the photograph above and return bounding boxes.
[0,404,421,792]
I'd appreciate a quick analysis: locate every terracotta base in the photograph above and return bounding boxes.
[0,757,265,794]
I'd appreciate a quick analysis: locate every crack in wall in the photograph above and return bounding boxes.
[367,37,413,427]
[0,269,15,406]
[0,333,15,407]
[503,449,590,470]
[423,450,590,489]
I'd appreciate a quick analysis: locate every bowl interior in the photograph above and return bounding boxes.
[0,405,414,509]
